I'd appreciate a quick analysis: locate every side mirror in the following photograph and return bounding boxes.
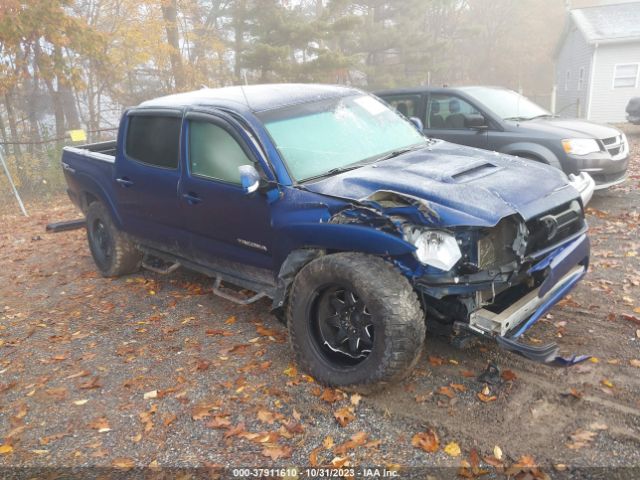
[239,164,260,195]
[409,117,424,131]
[464,114,488,129]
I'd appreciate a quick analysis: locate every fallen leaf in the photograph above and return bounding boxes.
[143,390,158,399]
[501,369,517,381]
[334,432,369,455]
[206,415,231,429]
[567,429,596,449]
[0,445,14,454]
[477,391,497,403]
[450,383,466,392]
[283,365,297,377]
[428,356,444,366]
[89,417,111,432]
[261,445,292,460]
[320,388,342,404]
[334,406,355,427]
[493,445,503,460]
[437,386,455,399]
[225,316,237,325]
[411,430,439,453]
[73,399,89,406]
[79,377,102,390]
[601,379,614,388]
[257,409,277,424]
[444,441,461,457]
[323,436,334,449]
[630,359,640,368]
[112,457,135,469]
[350,393,362,406]
[224,423,246,438]
[309,447,323,467]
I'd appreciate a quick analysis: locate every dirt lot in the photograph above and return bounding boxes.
[1,130,639,479]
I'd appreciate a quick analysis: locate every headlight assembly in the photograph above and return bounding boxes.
[561,138,601,156]
[404,228,462,271]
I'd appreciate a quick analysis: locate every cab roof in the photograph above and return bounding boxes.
[139,83,361,113]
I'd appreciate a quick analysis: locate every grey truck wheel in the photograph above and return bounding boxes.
[287,253,425,392]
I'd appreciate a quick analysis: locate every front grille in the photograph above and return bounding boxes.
[601,134,626,158]
[525,200,585,255]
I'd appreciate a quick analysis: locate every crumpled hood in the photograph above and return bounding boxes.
[305,141,580,227]
[511,117,621,139]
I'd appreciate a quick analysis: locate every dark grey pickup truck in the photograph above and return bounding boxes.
[376,86,629,189]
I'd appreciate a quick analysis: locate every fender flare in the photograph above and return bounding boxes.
[501,142,563,170]
[75,172,124,229]
[270,224,417,310]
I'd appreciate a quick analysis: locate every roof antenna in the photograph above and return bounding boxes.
[240,70,252,109]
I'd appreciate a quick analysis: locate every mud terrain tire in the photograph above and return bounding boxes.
[287,253,425,392]
[86,201,142,277]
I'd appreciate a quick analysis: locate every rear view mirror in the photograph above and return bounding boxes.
[239,164,260,195]
[465,114,488,129]
[409,117,424,131]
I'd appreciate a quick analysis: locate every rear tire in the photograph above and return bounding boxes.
[86,201,142,277]
[287,253,425,392]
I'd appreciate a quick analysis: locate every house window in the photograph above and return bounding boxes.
[613,63,639,88]
[565,70,571,91]
[578,67,585,91]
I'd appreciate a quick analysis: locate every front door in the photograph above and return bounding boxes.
[424,93,489,149]
[179,112,275,270]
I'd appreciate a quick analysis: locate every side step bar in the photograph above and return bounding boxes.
[212,277,267,305]
[138,247,274,306]
[141,255,181,275]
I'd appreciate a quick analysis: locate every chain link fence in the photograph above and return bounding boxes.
[0,128,118,216]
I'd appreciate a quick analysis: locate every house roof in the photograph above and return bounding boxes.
[571,2,640,44]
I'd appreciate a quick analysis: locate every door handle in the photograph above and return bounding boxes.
[116,177,134,187]
[182,192,202,205]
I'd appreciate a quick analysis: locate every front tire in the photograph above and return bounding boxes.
[287,253,425,392]
[86,201,142,277]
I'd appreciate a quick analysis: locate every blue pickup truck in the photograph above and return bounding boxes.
[61,84,595,390]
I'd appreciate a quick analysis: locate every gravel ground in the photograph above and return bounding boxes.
[1,128,639,479]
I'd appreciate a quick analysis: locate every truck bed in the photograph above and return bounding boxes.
[61,140,117,213]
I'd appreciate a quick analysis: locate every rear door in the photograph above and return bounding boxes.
[179,111,275,270]
[424,93,489,148]
[114,109,187,251]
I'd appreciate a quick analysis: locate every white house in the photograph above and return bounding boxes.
[554,2,640,123]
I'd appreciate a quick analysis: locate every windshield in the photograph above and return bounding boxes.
[462,87,551,121]
[259,94,426,181]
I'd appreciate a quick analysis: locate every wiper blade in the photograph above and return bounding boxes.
[374,144,424,163]
[504,114,553,121]
[302,164,364,182]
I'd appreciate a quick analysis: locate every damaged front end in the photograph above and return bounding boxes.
[335,190,591,367]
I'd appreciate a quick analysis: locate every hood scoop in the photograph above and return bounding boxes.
[450,161,500,182]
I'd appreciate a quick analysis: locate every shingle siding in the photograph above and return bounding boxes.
[588,42,640,123]
[555,26,594,118]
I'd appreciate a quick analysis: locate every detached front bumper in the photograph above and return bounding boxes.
[468,234,590,366]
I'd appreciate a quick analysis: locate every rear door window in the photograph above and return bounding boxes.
[125,115,181,169]
[383,95,423,120]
